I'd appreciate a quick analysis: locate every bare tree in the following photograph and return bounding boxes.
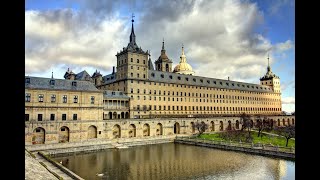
[240,113,253,142]
[192,121,209,137]
[255,116,272,138]
[274,125,295,147]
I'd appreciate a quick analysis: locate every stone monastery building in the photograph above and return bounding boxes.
[25,17,294,145]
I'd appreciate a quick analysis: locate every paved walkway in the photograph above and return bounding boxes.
[33,152,74,180]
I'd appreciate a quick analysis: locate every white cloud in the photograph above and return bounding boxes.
[282,97,295,104]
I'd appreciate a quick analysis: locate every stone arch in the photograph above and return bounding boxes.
[278,119,280,126]
[174,122,180,134]
[113,124,121,138]
[210,121,215,131]
[59,126,69,143]
[32,127,45,144]
[125,112,129,119]
[88,125,97,139]
[287,118,291,126]
[282,119,286,126]
[143,123,150,136]
[227,120,232,130]
[219,121,223,131]
[109,112,112,119]
[190,122,195,133]
[156,123,163,135]
[292,118,295,125]
[236,120,239,129]
[128,124,136,138]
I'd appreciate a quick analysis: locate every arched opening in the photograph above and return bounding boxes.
[113,124,121,138]
[156,123,163,136]
[287,118,291,126]
[113,112,117,119]
[278,119,280,126]
[174,122,180,134]
[270,119,274,128]
[292,118,295,125]
[236,120,239,129]
[219,121,223,131]
[143,124,150,136]
[190,122,195,133]
[121,112,125,119]
[227,120,232,130]
[283,119,286,126]
[166,64,169,72]
[32,127,45,144]
[128,124,136,138]
[125,112,129,119]
[211,121,215,131]
[88,125,97,139]
[109,112,112,119]
[59,126,69,143]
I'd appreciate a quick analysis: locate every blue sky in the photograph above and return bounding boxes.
[25,0,295,113]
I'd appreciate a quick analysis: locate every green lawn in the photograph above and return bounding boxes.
[197,131,295,148]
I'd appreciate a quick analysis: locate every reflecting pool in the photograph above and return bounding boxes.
[54,143,294,180]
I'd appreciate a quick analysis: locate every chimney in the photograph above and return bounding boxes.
[112,66,115,74]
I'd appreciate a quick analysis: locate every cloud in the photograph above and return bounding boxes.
[268,0,294,15]
[273,40,294,52]
[281,97,295,104]
[25,0,292,85]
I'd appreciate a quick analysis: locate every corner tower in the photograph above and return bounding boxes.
[260,55,281,93]
[115,14,149,81]
[155,39,173,72]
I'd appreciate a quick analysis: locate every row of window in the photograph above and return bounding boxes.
[150,73,272,91]
[129,89,279,102]
[130,95,279,105]
[117,58,146,65]
[25,114,77,121]
[25,93,95,104]
[135,105,281,112]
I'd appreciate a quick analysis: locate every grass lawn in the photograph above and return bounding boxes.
[197,131,295,148]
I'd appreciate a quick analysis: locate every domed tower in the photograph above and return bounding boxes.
[173,45,195,75]
[155,39,173,72]
[260,55,281,93]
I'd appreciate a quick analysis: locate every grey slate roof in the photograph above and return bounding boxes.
[148,70,274,93]
[102,73,117,84]
[75,70,92,81]
[103,90,130,99]
[25,76,100,92]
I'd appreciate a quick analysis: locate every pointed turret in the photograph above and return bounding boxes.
[260,55,281,93]
[155,39,172,72]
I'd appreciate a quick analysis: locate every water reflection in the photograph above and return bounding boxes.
[54,143,294,180]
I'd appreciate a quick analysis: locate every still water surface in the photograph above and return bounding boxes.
[54,143,294,180]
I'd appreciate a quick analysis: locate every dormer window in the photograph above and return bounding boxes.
[25,78,30,84]
[151,73,155,77]
[177,76,181,80]
[50,79,55,86]
[161,74,164,78]
[226,83,229,86]
[193,78,196,82]
[220,82,222,85]
[186,77,189,81]
[214,81,216,84]
[200,79,203,83]
[112,92,116,95]
[72,81,77,87]
[169,75,173,79]
[207,80,210,84]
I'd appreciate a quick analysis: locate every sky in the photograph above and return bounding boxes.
[25,0,295,113]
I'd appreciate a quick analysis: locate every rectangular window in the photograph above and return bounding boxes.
[154,105,156,110]
[131,88,133,93]
[51,94,56,102]
[73,114,77,120]
[91,96,95,104]
[38,94,44,102]
[63,95,67,103]
[50,114,55,121]
[62,114,66,121]
[25,114,29,121]
[25,93,31,102]
[74,95,78,103]
[38,114,42,121]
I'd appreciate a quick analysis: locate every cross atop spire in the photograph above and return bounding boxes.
[267,53,271,72]
[131,13,135,23]
[162,38,165,51]
[129,13,136,45]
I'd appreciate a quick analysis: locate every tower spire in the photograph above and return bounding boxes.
[129,13,136,44]
[267,53,271,72]
[162,38,165,50]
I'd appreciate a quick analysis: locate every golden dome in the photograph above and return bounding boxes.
[173,45,195,75]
